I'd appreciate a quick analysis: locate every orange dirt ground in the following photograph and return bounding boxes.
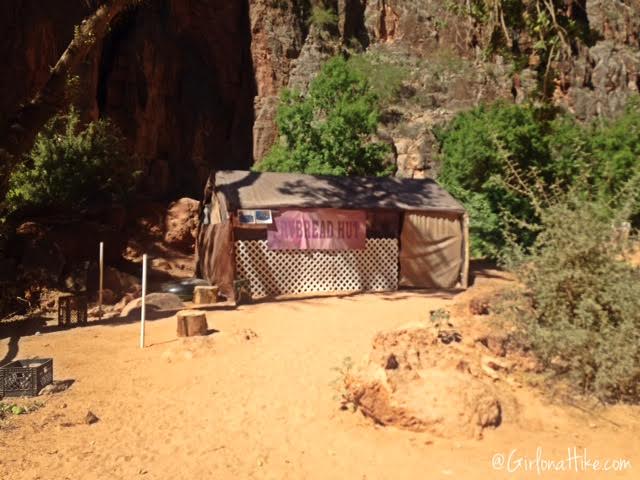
[1,268,639,480]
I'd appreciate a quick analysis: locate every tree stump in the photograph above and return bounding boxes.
[193,285,219,305]
[176,310,208,337]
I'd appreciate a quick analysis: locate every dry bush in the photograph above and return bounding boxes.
[501,196,640,403]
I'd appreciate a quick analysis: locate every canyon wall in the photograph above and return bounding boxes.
[1,0,639,194]
[1,0,255,197]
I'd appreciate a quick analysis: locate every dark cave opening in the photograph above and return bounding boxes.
[96,0,256,200]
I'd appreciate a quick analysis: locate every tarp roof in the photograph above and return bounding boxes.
[213,170,466,214]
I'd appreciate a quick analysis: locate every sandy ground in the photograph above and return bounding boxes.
[1,271,639,480]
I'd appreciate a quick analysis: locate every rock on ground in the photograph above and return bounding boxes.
[85,411,99,425]
[120,292,184,318]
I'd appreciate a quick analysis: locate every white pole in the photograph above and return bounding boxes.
[98,242,104,321]
[140,254,147,349]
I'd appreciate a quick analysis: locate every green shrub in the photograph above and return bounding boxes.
[436,101,550,257]
[255,56,394,177]
[347,53,408,106]
[545,102,640,219]
[5,109,136,215]
[501,194,640,403]
[589,100,640,209]
[544,114,593,187]
[436,98,640,258]
[309,5,338,30]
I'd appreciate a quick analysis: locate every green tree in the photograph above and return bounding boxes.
[436,101,550,257]
[546,100,640,219]
[436,98,640,258]
[255,57,394,177]
[589,101,640,208]
[5,108,136,215]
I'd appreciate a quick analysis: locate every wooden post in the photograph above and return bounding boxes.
[140,254,147,348]
[176,310,208,337]
[98,242,104,321]
[461,213,470,289]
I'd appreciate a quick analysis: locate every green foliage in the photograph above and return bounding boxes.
[309,4,338,30]
[255,57,394,177]
[329,356,359,411]
[436,102,549,257]
[501,195,640,403]
[589,101,640,206]
[544,115,592,187]
[437,99,640,258]
[0,403,25,417]
[347,53,408,106]
[544,100,640,217]
[0,401,42,420]
[5,109,137,215]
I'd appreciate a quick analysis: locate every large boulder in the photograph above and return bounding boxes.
[350,369,502,439]
[120,292,184,319]
[164,198,199,250]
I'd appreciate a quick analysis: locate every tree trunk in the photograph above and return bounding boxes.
[0,0,139,195]
[176,310,209,337]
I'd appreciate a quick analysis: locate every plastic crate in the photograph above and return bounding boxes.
[0,358,53,398]
[58,294,88,326]
[233,278,252,305]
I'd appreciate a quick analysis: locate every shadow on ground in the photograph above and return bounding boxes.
[0,259,506,346]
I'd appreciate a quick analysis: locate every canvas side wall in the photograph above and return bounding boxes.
[195,187,236,300]
[398,212,465,289]
[196,221,236,300]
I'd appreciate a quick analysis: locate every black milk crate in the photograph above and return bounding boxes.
[58,294,88,326]
[233,278,252,305]
[0,358,53,398]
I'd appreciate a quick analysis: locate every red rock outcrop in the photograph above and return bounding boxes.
[346,322,505,439]
[1,0,255,198]
[1,0,639,186]
[249,0,306,162]
[95,0,255,196]
[164,197,199,250]
[0,1,91,126]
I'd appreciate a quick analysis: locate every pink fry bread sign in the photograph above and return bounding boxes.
[267,209,366,250]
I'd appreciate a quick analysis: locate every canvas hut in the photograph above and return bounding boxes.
[196,170,469,301]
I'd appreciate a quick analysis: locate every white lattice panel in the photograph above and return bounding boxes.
[235,239,398,298]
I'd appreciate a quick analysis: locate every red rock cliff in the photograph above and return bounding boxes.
[1,0,639,193]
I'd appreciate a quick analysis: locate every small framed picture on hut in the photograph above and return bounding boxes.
[238,210,256,224]
[255,210,273,224]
